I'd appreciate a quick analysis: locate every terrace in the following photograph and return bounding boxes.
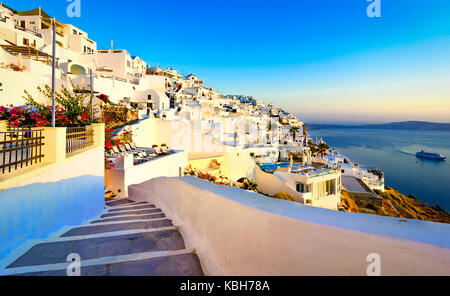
[105,144,188,198]
[106,143,175,166]
[259,162,336,178]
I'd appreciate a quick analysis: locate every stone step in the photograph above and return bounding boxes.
[7,229,186,269]
[106,199,135,207]
[108,204,156,212]
[107,201,150,209]
[90,213,166,224]
[60,220,173,237]
[101,209,162,219]
[6,251,204,276]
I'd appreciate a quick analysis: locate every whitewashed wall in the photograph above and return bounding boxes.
[129,176,450,276]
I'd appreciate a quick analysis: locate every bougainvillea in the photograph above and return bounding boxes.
[0,105,71,128]
[0,62,25,72]
[184,165,230,186]
[23,79,97,127]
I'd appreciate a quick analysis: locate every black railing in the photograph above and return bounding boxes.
[66,127,94,157]
[0,128,45,174]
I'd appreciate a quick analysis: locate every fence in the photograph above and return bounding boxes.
[66,127,94,157]
[0,128,45,174]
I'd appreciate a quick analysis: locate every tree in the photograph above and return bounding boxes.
[23,79,96,126]
[318,142,329,158]
[308,143,319,157]
[289,126,300,143]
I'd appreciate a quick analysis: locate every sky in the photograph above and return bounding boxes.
[4,0,450,123]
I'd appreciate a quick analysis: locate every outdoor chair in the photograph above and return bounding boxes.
[154,147,163,155]
[161,146,169,155]
[118,145,127,153]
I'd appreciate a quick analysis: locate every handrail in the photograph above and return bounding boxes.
[14,24,43,38]
[66,126,94,157]
[0,128,45,174]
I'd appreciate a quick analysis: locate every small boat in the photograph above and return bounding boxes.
[416,151,446,161]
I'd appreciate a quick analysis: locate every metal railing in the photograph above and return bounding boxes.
[14,24,43,38]
[66,127,94,157]
[0,128,45,174]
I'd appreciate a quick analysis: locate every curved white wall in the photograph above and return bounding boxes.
[254,166,305,203]
[129,176,450,276]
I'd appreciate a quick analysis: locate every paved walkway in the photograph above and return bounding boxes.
[342,176,368,193]
[0,198,204,276]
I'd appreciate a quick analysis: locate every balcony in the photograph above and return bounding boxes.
[13,24,43,38]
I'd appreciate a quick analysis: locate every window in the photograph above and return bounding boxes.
[23,38,29,46]
[73,29,77,35]
[325,180,336,196]
[296,183,309,193]
[148,95,152,101]
[29,21,35,25]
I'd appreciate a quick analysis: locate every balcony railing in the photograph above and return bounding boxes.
[14,24,43,38]
[0,128,45,174]
[66,127,94,157]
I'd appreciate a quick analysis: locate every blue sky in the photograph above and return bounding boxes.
[4,0,450,123]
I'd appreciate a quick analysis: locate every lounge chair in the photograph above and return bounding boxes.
[124,143,133,151]
[154,147,163,155]
[118,145,127,153]
[111,146,121,155]
[161,146,169,155]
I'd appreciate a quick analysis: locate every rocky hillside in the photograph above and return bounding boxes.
[340,187,450,224]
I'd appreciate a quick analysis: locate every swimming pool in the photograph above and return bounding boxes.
[259,162,290,172]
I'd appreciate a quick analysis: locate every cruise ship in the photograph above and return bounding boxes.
[416,151,447,161]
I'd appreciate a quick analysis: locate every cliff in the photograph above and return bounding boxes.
[340,187,450,224]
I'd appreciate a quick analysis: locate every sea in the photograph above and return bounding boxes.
[308,128,450,211]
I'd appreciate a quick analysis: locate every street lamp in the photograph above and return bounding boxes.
[90,68,94,122]
[51,18,56,127]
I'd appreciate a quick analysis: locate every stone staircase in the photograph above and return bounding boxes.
[0,198,204,276]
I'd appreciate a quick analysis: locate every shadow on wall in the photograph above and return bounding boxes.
[0,175,105,259]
